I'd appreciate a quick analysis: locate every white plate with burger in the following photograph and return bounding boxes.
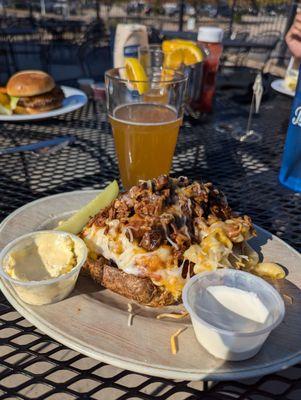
[0,70,87,121]
[0,177,301,381]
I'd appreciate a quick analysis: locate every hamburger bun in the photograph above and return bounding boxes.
[7,70,55,97]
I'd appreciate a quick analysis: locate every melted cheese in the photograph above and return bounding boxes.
[82,217,255,300]
[83,222,187,298]
[83,224,145,276]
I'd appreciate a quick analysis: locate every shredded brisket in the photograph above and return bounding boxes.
[87,175,246,256]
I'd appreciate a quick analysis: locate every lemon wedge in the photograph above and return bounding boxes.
[163,40,203,68]
[182,44,203,65]
[162,39,197,53]
[164,48,184,69]
[124,58,149,95]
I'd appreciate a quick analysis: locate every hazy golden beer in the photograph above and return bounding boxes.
[105,67,187,189]
[110,103,181,189]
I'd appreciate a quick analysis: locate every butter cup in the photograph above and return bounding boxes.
[0,230,87,305]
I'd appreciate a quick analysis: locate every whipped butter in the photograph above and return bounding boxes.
[0,231,87,305]
[5,233,77,281]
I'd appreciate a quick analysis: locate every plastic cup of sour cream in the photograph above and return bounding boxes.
[0,230,87,305]
[183,269,285,361]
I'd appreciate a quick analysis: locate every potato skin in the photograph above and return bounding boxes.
[82,257,176,307]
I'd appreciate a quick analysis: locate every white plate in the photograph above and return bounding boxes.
[0,191,301,381]
[0,86,87,122]
[271,79,295,97]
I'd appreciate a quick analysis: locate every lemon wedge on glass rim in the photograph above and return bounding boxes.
[182,44,203,65]
[164,48,184,70]
[163,40,204,69]
[162,39,197,53]
[124,58,149,95]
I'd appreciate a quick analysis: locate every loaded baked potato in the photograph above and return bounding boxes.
[80,175,260,307]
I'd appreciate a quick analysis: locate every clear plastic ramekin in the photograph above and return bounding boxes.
[183,269,285,361]
[0,230,88,305]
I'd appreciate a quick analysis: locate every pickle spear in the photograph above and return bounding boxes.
[55,180,119,234]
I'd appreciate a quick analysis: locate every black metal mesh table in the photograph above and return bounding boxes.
[0,84,301,400]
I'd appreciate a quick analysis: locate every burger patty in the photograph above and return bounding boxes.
[17,86,64,109]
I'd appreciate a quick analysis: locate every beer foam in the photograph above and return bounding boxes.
[111,102,181,126]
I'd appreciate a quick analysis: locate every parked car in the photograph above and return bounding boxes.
[126,1,146,15]
[217,4,232,17]
[163,2,179,17]
[186,5,196,16]
[144,3,165,15]
[265,4,286,16]
[163,3,194,17]
[233,5,258,16]
[197,4,217,18]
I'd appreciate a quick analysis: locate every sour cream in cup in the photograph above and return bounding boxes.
[183,269,285,361]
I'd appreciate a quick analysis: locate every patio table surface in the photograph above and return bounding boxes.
[0,77,301,399]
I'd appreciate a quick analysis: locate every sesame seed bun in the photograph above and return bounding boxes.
[7,70,55,97]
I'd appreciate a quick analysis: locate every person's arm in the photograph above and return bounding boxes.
[286,11,301,60]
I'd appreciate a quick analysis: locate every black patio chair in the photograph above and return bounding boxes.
[4,17,39,40]
[0,17,45,73]
[235,30,281,68]
[247,30,281,55]
[79,39,111,81]
[43,40,84,84]
[82,18,108,45]
[0,47,12,84]
[223,25,282,68]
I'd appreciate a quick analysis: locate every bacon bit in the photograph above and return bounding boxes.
[156,312,189,320]
[170,327,187,355]
[283,294,294,304]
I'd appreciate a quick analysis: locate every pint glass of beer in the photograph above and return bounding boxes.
[105,67,187,189]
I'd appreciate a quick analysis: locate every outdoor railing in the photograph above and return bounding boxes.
[0,0,296,83]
